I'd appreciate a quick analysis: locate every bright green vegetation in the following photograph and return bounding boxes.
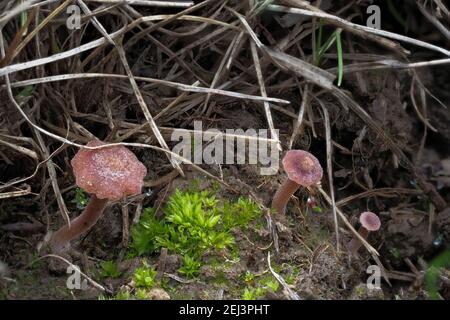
[97,262,157,300]
[99,290,130,300]
[72,187,89,209]
[241,272,281,300]
[314,19,344,86]
[242,287,266,300]
[134,262,157,288]
[135,288,150,300]
[425,250,450,300]
[179,255,202,278]
[97,187,264,300]
[129,189,262,279]
[99,260,121,279]
[16,85,35,99]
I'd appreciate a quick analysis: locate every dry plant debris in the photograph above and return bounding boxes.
[0,0,449,300]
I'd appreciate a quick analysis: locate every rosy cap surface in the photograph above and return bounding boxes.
[71,140,147,201]
[282,150,323,187]
[359,211,381,231]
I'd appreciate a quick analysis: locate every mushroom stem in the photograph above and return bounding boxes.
[271,178,301,215]
[347,226,370,255]
[50,195,108,253]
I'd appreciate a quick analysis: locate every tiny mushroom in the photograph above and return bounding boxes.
[271,150,323,215]
[347,211,381,255]
[50,140,147,253]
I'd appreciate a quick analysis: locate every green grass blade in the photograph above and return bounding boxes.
[335,30,344,87]
[314,19,324,65]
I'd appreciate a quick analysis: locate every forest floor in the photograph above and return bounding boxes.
[0,0,449,300]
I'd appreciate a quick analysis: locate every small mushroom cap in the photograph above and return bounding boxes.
[282,150,323,187]
[71,140,147,201]
[359,211,381,231]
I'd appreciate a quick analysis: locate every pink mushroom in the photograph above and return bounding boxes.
[347,211,381,255]
[271,150,323,215]
[50,140,147,253]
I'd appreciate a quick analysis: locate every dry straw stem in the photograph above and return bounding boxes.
[417,1,450,42]
[35,254,110,293]
[93,120,280,147]
[85,0,194,7]
[0,140,67,192]
[0,185,32,200]
[264,46,335,89]
[271,1,450,57]
[326,58,450,75]
[268,252,301,300]
[77,0,115,45]
[154,80,200,120]
[288,83,309,149]
[0,27,127,77]
[336,188,422,207]
[266,211,279,254]
[250,41,282,151]
[6,73,291,105]
[0,0,40,27]
[410,76,438,132]
[138,14,240,31]
[116,42,184,176]
[202,30,240,114]
[132,202,143,225]
[5,0,72,65]
[0,138,38,160]
[318,102,339,252]
[123,2,225,39]
[34,129,71,228]
[229,7,335,89]
[144,169,179,188]
[434,0,450,20]
[121,2,229,86]
[318,186,379,256]
[0,6,37,67]
[120,0,217,49]
[121,203,129,248]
